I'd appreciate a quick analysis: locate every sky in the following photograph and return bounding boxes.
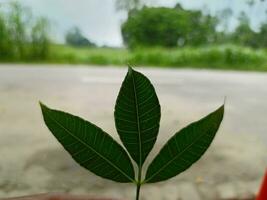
[0,0,267,47]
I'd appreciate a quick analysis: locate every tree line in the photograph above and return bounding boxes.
[121,3,267,48]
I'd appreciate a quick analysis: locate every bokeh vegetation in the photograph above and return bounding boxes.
[122,6,218,48]
[49,44,267,71]
[65,27,96,47]
[1,1,267,71]
[122,4,267,49]
[0,2,50,61]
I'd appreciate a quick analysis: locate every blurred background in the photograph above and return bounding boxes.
[0,0,267,200]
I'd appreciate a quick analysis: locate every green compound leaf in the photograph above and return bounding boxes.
[145,105,224,183]
[40,103,135,183]
[114,67,161,167]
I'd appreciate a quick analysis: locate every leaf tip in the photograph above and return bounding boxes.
[215,103,225,122]
[39,101,45,108]
[220,100,225,114]
[39,101,50,114]
[128,66,133,74]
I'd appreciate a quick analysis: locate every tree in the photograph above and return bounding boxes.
[217,7,233,32]
[185,11,218,46]
[232,12,258,47]
[255,21,267,47]
[0,12,13,59]
[31,17,50,59]
[255,4,267,47]
[7,2,30,59]
[65,27,95,47]
[121,6,218,48]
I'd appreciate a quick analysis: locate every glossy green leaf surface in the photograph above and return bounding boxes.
[40,103,135,183]
[114,67,161,167]
[145,105,224,183]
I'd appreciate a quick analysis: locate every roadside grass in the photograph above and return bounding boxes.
[7,44,267,71]
[49,44,129,65]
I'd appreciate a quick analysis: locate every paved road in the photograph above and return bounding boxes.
[0,64,266,199]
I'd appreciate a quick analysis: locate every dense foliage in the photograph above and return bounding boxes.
[0,2,50,61]
[121,5,217,48]
[122,4,267,49]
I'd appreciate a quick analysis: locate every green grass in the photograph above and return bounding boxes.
[10,44,267,71]
[49,45,129,65]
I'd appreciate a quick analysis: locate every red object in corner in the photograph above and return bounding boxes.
[257,169,267,200]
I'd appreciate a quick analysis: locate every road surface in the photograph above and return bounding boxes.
[0,64,266,199]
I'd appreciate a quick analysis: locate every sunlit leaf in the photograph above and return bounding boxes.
[40,103,135,183]
[145,105,224,183]
[114,67,161,167]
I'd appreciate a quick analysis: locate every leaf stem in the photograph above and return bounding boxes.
[136,165,142,200]
[136,182,141,200]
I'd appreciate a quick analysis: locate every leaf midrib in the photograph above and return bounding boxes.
[45,110,134,182]
[145,123,215,182]
[131,72,142,168]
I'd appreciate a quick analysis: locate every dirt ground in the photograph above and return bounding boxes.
[0,65,266,199]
